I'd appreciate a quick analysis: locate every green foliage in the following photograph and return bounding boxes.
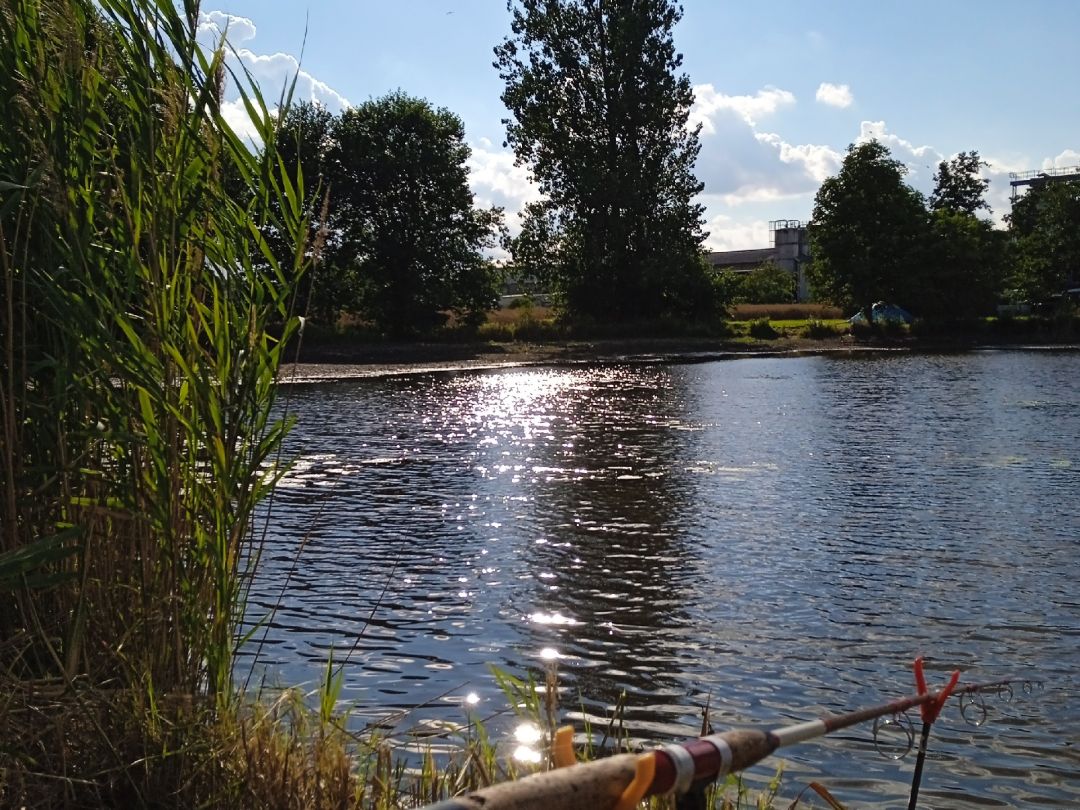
[929,150,991,216]
[808,140,929,320]
[741,262,796,304]
[713,269,749,306]
[275,93,504,335]
[476,312,566,342]
[665,252,733,321]
[329,91,504,335]
[748,318,779,339]
[273,101,339,320]
[804,319,843,339]
[508,294,536,309]
[910,150,1004,320]
[919,208,1005,320]
[1,0,307,703]
[507,199,571,294]
[810,141,1014,324]
[496,0,712,323]
[1007,179,1080,303]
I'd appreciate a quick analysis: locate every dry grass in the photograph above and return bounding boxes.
[731,303,844,321]
[485,305,556,326]
[0,685,362,809]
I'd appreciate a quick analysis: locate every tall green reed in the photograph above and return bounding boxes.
[0,0,311,703]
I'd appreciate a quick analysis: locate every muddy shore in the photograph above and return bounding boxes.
[280,331,1080,382]
[280,334,934,382]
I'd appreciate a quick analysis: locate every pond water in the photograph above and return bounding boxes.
[242,350,1080,808]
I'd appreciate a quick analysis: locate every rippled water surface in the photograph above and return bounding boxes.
[245,351,1080,807]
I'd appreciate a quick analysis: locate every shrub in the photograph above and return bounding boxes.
[804,319,839,339]
[748,318,779,339]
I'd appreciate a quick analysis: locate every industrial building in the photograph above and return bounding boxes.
[1009,165,1080,201]
[706,219,812,302]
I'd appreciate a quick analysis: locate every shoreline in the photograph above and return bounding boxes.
[280,334,1080,383]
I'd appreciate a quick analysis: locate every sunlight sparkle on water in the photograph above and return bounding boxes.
[512,721,544,760]
[512,744,542,764]
[540,647,560,661]
[468,370,576,423]
[529,611,578,626]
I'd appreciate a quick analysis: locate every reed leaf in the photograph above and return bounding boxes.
[1,0,309,712]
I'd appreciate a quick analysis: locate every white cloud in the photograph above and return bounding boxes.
[197,11,257,46]
[857,121,938,162]
[1044,148,1080,169]
[705,186,808,208]
[815,82,853,109]
[754,132,842,182]
[690,84,795,132]
[198,10,349,113]
[703,215,771,252]
[689,82,835,210]
[983,153,1030,175]
[466,142,542,234]
[856,120,941,181]
[219,97,264,143]
[234,49,349,111]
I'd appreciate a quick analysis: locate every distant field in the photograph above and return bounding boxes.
[485,304,555,325]
[483,303,844,325]
[480,303,848,334]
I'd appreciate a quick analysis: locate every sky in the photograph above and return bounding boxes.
[196,0,1080,253]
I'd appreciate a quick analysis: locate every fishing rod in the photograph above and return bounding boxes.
[903,659,1042,810]
[421,659,1041,810]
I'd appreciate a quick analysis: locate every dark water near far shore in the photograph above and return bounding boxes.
[243,349,1080,808]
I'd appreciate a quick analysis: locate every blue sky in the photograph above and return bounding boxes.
[198,1,1080,252]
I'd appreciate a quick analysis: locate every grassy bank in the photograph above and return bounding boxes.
[291,302,1080,372]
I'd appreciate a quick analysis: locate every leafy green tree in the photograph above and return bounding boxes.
[275,95,504,333]
[711,269,748,306]
[742,261,796,304]
[327,92,504,334]
[495,0,710,323]
[918,149,1004,319]
[808,140,929,322]
[1007,180,1080,303]
[922,210,1005,320]
[929,150,991,216]
[503,199,568,300]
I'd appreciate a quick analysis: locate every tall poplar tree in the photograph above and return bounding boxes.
[495,0,711,322]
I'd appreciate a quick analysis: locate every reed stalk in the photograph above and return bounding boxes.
[1,0,312,802]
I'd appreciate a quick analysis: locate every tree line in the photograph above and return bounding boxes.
[280,0,722,335]
[274,94,504,335]
[277,0,1079,335]
[809,141,1080,323]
